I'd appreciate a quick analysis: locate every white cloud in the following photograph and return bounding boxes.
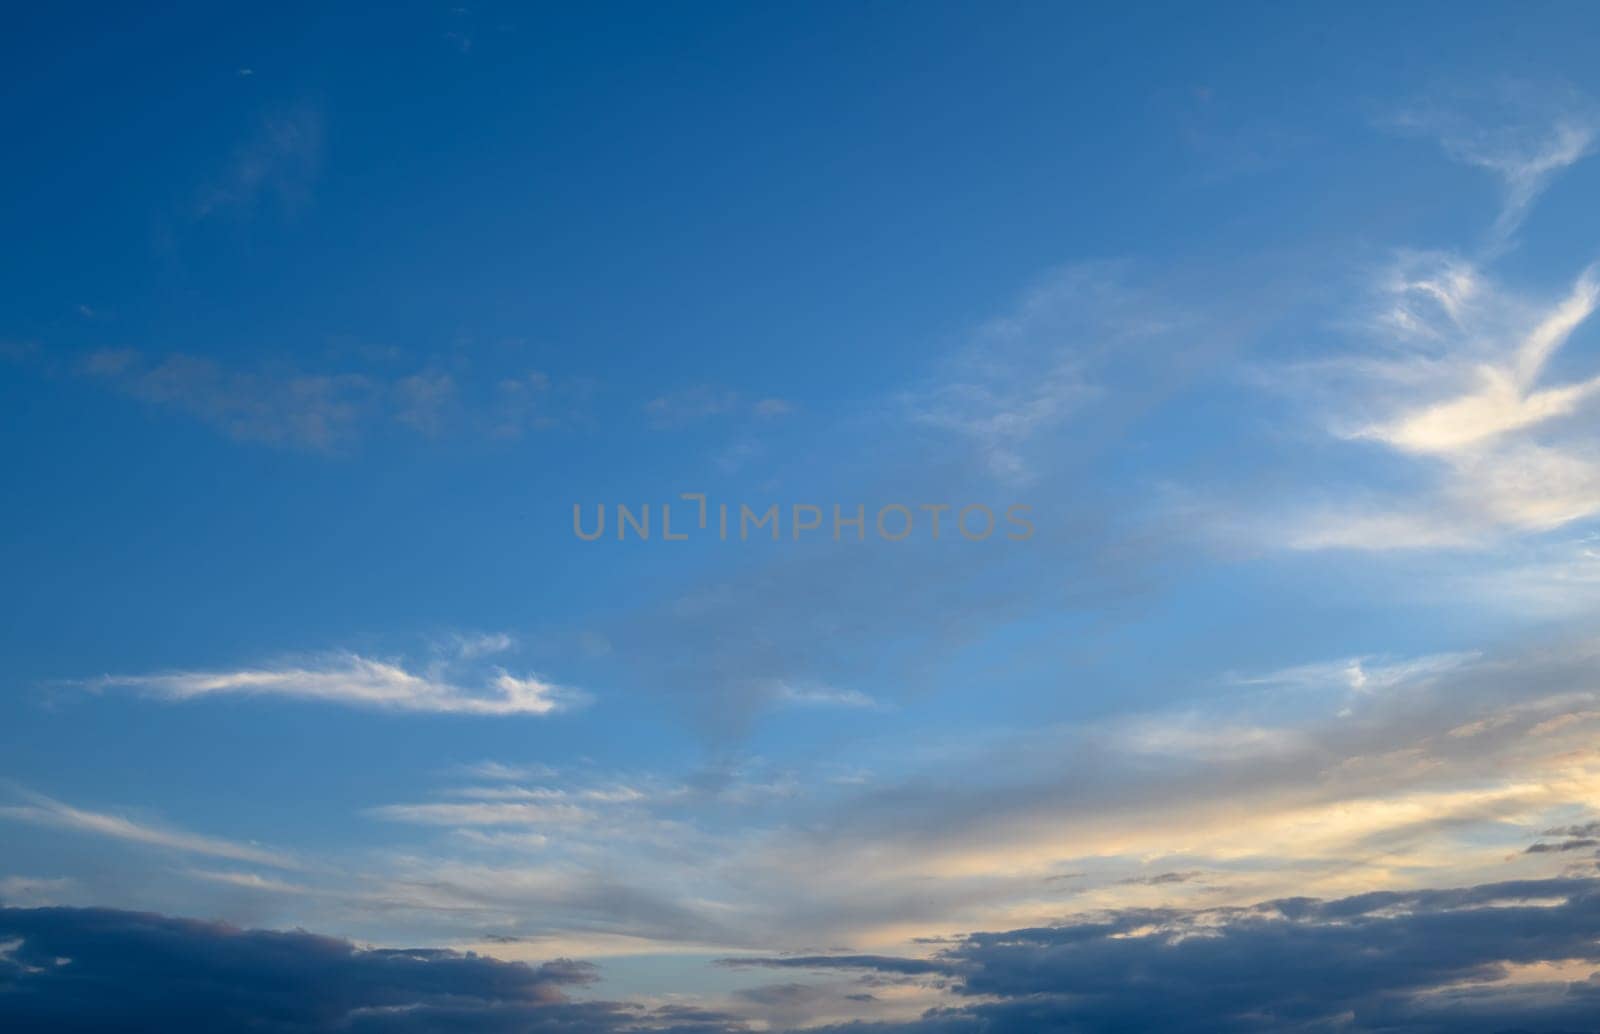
[456,760,560,782]
[1227,651,1479,696]
[0,792,295,869]
[1322,262,1600,542]
[1272,242,1600,550]
[773,682,884,710]
[183,868,312,895]
[1263,90,1600,554]
[1355,269,1600,456]
[92,651,587,716]
[1391,83,1598,246]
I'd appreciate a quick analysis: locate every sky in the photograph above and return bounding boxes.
[7,3,1600,1032]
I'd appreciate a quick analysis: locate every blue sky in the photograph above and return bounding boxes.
[8,4,1600,1031]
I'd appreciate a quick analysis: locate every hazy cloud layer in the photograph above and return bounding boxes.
[73,348,589,452]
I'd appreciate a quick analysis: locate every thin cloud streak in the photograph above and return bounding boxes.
[0,791,296,869]
[90,652,588,716]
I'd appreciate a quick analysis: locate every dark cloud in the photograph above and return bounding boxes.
[1525,838,1599,854]
[1545,821,1600,837]
[0,906,743,1033]
[783,877,1600,1034]
[717,954,950,977]
[1116,870,1205,885]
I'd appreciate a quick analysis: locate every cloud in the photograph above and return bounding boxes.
[0,791,295,869]
[1115,870,1206,886]
[391,372,457,436]
[596,265,1201,742]
[775,876,1600,1034]
[182,869,313,895]
[752,398,795,418]
[1357,269,1600,456]
[31,636,1600,991]
[718,955,948,977]
[1465,534,1600,614]
[79,350,374,451]
[369,802,593,827]
[90,650,587,716]
[0,878,75,908]
[1281,506,1488,552]
[1524,837,1598,854]
[448,632,517,660]
[237,638,1600,964]
[194,106,324,219]
[1390,82,1598,247]
[1302,259,1600,544]
[772,683,884,710]
[1226,651,1478,696]
[490,370,592,439]
[1262,139,1600,550]
[0,905,751,1034]
[9,879,1600,1034]
[899,266,1148,483]
[70,347,589,452]
[456,760,561,782]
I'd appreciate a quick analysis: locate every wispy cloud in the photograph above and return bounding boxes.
[194,105,324,219]
[72,349,587,452]
[1390,82,1598,247]
[772,682,884,710]
[644,385,794,428]
[89,649,587,717]
[900,264,1184,483]
[1226,651,1479,696]
[489,370,593,439]
[1457,534,1600,617]
[455,760,560,782]
[78,349,375,451]
[1356,270,1600,457]
[1281,259,1600,548]
[182,868,312,895]
[368,801,593,827]
[1264,92,1600,552]
[0,791,295,869]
